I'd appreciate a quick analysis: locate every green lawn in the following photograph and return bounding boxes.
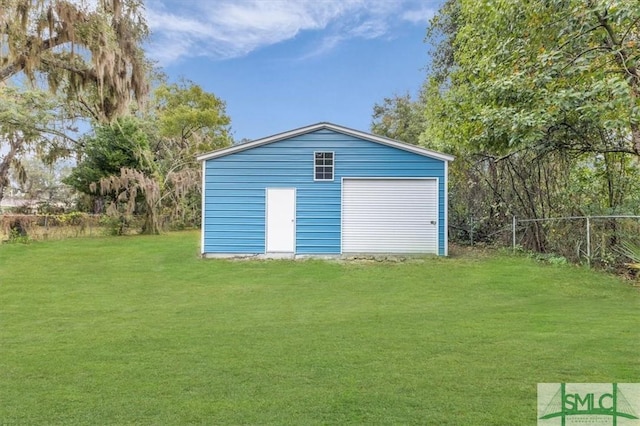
[1,232,638,425]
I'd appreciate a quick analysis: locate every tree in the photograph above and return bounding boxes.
[425,0,640,157]
[154,79,231,157]
[64,81,232,234]
[0,0,149,207]
[371,92,426,144]
[0,87,60,204]
[9,157,75,212]
[420,0,640,251]
[425,0,460,86]
[149,80,231,229]
[0,0,149,121]
[64,117,155,210]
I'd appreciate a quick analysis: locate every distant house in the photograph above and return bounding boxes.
[197,122,454,258]
[0,197,38,214]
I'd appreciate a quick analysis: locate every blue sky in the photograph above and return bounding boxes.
[145,0,443,142]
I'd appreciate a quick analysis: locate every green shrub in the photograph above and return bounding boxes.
[99,215,128,236]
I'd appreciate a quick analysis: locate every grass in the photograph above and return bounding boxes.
[1,232,638,425]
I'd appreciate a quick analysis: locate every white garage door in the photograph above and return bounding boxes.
[342,179,438,253]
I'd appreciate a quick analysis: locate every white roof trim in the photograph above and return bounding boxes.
[196,122,454,162]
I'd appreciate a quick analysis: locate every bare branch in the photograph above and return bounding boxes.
[620,16,640,46]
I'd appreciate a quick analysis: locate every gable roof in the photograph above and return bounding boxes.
[196,122,454,162]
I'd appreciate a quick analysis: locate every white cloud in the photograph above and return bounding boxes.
[145,0,438,65]
[401,5,437,24]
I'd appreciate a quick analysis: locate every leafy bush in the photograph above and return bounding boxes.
[99,215,129,236]
[1,215,32,243]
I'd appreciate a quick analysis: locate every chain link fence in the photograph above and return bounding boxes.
[452,214,640,273]
[511,215,640,269]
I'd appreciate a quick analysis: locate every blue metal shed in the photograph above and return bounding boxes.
[196,122,454,257]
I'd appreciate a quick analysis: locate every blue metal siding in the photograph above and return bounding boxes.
[203,129,447,255]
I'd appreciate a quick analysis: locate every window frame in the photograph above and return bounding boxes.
[313,151,335,181]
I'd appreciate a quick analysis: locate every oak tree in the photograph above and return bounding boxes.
[0,0,149,205]
[0,0,149,121]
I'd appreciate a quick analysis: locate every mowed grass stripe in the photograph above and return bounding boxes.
[1,232,638,424]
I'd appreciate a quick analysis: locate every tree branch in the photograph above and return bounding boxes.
[39,57,97,82]
[0,32,71,82]
[595,10,639,79]
[558,23,605,51]
[620,16,640,46]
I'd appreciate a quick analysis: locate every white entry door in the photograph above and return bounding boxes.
[266,188,296,253]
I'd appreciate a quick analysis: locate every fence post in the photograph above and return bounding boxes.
[512,216,516,251]
[470,216,474,246]
[586,216,591,267]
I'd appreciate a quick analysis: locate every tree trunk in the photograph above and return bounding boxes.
[0,141,20,205]
[631,121,640,156]
[627,79,640,155]
[141,207,161,235]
